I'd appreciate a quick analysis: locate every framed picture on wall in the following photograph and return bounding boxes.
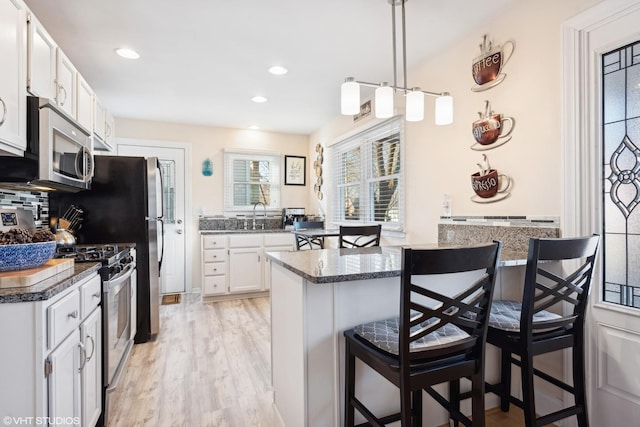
[284,155,306,186]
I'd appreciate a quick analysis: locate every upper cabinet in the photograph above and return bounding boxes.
[55,48,77,119]
[76,73,94,133]
[0,0,27,156]
[27,13,56,99]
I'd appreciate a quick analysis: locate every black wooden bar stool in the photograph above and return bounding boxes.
[344,242,502,427]
[339,224,382,248]
[455,235,599,427]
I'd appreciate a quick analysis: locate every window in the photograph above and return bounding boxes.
[224,151,280,212]
[601,40,640,308]
[332,117,404,230]
[159,159,175,223]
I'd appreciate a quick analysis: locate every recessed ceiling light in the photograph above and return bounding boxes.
[251,95,268,103]
[249,125,260,130]
[268,65,288,75]
[115,48,140,59]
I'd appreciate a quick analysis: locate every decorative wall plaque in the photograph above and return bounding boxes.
[471,100,515,151]
[471,35,515,92]
[314,144,324,200]
[470,154,511,203]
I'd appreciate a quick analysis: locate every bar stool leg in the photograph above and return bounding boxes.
[471,372,486,427]
[345,340,355,427]
[449,380,460,427]
[499,348,511,412]
[573,341,589,427]
[412,389,422,427]
[520,353,537,427]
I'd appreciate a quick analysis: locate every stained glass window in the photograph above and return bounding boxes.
[602,40,640,308]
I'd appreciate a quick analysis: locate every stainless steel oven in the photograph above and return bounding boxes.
[102,254,136,425]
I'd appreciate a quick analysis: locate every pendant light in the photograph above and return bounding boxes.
[340,0,453,125]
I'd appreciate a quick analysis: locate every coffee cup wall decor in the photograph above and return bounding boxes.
[471,34,515,92]
[471,100,515,151]
[470,154,511,203]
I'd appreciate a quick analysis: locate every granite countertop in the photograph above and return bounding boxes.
[266,245,528,284]
[0,262,101,304]
[200,229,291,235]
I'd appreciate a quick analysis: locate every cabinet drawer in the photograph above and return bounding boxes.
[203,276,226,295]
[48,289,81,350]
[265,233,294,247]
[80,274,101,319]
[203,235,227,249]
[204,262,226,276]
[204,249,227,263]
[229,234,263,248]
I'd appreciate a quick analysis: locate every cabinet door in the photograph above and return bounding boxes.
[0,0,26,154]
[48,329,81,426]
[80,308,101,427]
[27,13,56,98]
[263,245,293,290]
[228,248,262,293]
[105,110,115,148]
[55,48,76,118]
[76,74,93,133]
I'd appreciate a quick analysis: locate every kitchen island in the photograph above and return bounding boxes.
[267,245,527,427]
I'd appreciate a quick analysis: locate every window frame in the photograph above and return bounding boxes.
[224,150,281,213]
[331,117,404,231]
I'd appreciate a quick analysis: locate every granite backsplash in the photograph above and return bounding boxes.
[438,216,560,253]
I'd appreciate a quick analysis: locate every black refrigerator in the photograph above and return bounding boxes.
[50,156,164,343]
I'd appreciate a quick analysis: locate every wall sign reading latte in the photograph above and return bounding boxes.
[471,100,515,151]
[471,34,515,92]
[471,154,511,203]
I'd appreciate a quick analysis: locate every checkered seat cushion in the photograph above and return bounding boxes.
[353,315,470,355]
[488,300,562,332]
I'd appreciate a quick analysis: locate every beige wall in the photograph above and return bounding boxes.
[310,0,602,245]
[116,118,310,290]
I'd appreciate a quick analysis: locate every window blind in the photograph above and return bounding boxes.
[224,151,281,212]
[332,117,404,230]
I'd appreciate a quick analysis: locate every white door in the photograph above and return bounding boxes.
[564,2,640,425]
[118,144,187,294]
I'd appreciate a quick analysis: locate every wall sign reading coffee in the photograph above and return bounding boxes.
[470,154,511,203]
[471,34,515,92]
[471,100,515,151]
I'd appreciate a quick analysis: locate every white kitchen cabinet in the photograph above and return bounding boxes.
[27,12,56,99]
[229,247,262,293]
[47,329,81,424]
[0,272,101,425]
[200,232,294,300]
[76,74,94,133]
[55,48,77,118]
[105,110,115,148]
[80,307,102,427]
[92,97,113,152]
[0,0,27,156]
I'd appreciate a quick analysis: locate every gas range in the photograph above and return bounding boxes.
[56,243,136,280]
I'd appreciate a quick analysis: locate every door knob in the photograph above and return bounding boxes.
[177,219,183,224]
[177,229,183,234]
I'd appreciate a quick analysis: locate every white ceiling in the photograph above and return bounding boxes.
[23,0,519,135]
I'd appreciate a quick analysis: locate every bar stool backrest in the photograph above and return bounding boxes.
[339,225,382,248]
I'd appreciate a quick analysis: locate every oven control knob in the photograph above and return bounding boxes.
[111,264,123,275]
[124,255,134,264]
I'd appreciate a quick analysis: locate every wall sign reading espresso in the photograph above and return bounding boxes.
[470,154,511,203]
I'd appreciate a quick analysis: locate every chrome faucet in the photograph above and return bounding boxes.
[252,202,267,230]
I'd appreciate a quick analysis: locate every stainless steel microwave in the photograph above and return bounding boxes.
[0,96,93,192]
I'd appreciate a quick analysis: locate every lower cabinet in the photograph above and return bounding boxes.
[201,232,294,299]
[0,272,102,427]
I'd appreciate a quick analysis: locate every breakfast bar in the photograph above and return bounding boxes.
[267,245,528,427]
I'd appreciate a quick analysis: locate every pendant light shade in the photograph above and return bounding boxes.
[341,78,360,115]
[405,88,424,122]
[339,1,452,125]
[375,83,394,118]
[435,93,453,125]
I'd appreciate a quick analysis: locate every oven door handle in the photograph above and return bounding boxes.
[104,262,136,293]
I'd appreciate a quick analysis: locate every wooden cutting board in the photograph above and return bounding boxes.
[0,259,75,288]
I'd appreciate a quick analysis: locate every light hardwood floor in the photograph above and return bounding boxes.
[109,294,534,427]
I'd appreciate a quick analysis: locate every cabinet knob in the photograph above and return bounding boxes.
[92,292,101,299]
[68,310,78,319]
